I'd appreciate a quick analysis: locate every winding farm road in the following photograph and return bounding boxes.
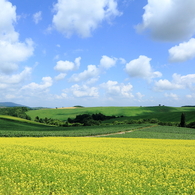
[86,125,157,137]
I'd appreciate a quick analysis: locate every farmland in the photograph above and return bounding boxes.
[0,115,195,139]
[0,115,151,137]
[1,106,195,194]
[0,137,195,194]
[27,106,195,123]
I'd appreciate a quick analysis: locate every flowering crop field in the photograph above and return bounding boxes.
[0,137,195,194]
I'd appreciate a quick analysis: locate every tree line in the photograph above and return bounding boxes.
[0,107,31,120]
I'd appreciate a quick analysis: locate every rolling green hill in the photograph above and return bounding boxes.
[0,115,195,139]
[0,115,150,137]
[26,106,195,123]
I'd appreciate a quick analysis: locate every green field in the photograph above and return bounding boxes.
[108,125,195,139]
[27,106,195,123]
[0,115,151,137]
[0,115,195,139]
[0,106,195,138]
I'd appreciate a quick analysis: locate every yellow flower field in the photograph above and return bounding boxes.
[0,137,195,194]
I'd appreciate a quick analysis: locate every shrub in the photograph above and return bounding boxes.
[186,121,195,128]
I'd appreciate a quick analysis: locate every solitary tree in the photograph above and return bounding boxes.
[180,113,186,127]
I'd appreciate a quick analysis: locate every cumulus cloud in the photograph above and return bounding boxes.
[52,0,122,38]
[21,77,53,92]
[186,93,195,99]
[55,93,67,99]
[99,55,117,69]
[69,84,99,97]
[136,0,195,41]
[54,73,66,81]
[0,67,32,100]
[125,55,162,80]
[164,93,179,100]
[33,11,42,24]
[0,0,34,74]
[69,65,100,83]
[136,92,145,99]
[54,57,81,72]
[101,80,134,98]
[0,39,34,73]
[0,67,32,88]
[169,38,195,62]
[154,73,195,91]
[69,55,117,84]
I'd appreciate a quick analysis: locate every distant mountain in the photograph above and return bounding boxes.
[0,102,27,107]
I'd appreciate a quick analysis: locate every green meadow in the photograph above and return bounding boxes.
[0,106,195,139]
[0,115,151,137]
[27,106,195,123]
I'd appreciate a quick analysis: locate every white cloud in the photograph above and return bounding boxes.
[0,0,17,41]
[55,73,66,81]
[0,67,32,100]
[136,0,195,41]
[169,38,195,62]
[21,77,53,92]
[55,93,67,99]
[154,73,195,91]
[69,84,99,97]
[0,0,34,74]
[69,65,100,83]
[52,0,122,38]
[165,93,179,100]
[154,79,182,91]
[136,92,145,99]
[0,67,32,87]
[100,55,117,69]
[125,55,162,80]
[54,57,81,72]
[186,94,195,99]
[68,55,117,83]
[0,38,34,73]
[101,80,134,98]
[33,11,42,24]
[119,58,126,64]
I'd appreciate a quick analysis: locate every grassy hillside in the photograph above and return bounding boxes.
[108,125,195,139]
[27,106,195,123]
[0,115,195,139]
[0,115,149,137]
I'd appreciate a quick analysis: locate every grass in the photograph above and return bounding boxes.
[0,137,195,194]
[1,115,195,139]
[108,126,195,139]
[27,106,195,123]
[0,116,150,137]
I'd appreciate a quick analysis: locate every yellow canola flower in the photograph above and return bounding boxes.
[0,137,195,194]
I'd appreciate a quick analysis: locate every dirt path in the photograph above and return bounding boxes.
[86,125,157,137]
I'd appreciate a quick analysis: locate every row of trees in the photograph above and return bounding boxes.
[0,107,31,120]
[34,116,68,127]
[33,112,195,128]
[2,107,192,129]
[67,113,118,126]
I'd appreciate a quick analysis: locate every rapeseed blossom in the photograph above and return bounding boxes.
[0,137,195,194]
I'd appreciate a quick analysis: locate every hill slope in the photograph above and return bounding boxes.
[27,106,195,123]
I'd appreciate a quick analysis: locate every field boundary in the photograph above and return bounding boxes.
[86,125,158,137]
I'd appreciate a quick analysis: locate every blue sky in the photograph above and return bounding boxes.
[1,0,195,107]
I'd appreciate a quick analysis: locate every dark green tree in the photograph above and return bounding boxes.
[179,113,186,127]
